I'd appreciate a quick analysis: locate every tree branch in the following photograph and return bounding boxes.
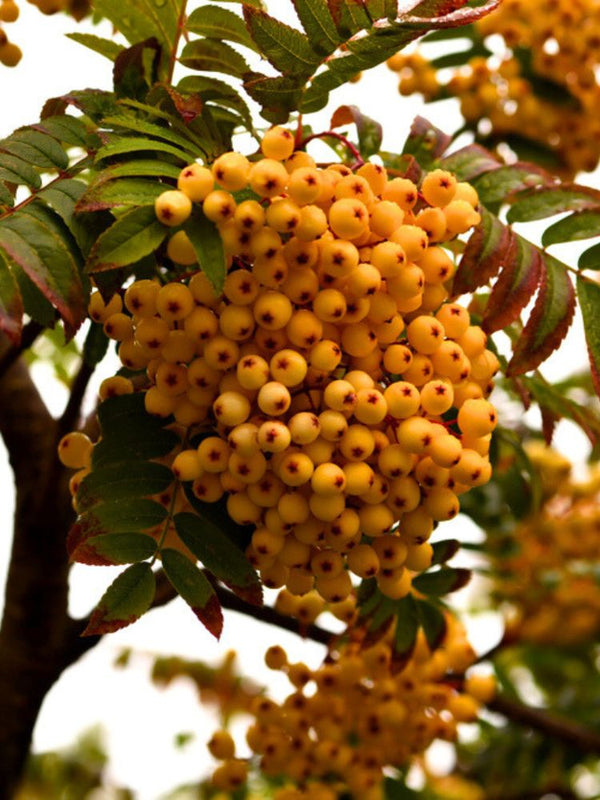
[488,693,600,755]
[0,322,44,380]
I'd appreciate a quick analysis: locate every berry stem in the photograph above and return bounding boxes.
[299,131,365,167]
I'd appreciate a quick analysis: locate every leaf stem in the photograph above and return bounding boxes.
[299,131,364,167]
[167,0,189,85]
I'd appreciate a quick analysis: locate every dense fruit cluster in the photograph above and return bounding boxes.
[207,617,495,798]
[59,127,498,606]
[493,445,600,646]
[387,0,600,176]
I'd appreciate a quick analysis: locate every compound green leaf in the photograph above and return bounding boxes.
[507,185,600,223]
[454,207,511,295]
[0,204,85,336]
[416,599,447,651]
[473,163,548,206]
[72,532,158,566]
[482,234,543,334]
[244,6,320,76]
[0,129,69,171]
[577,275,600,399]
[66,32,126,61]
[431,539,460,566]
[76,178,165,212]
[95,136,194,163]
[174,511,262,606]
[186,5,258,51]
[78,461,174,511]
[291,0,340,54]
[179,38,250,79]
[183,208,226,294]
[412,567,471,596]
[507,254,575,377]
[35,116,92,148]
[73,498,168,539]
[82,563,156,635]
[101,116,200,156]
[94,160,182,181]
[438,143,501,182]
[578,242,600,271]
[87,206,167,273]
[93,0,179,78]
[161,548,223,638]
[542,209,600,247]
[0,249,22,343]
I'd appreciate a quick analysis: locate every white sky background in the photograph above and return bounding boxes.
[0,2,597,797]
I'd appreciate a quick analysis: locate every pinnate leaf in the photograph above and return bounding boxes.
[72,532,158,566]
[66,33,125,61]
[330,104,382,158]
[76,178,165,212]
[186,5,258,51]
[77,461,174,511]
[161,549,223,638]
[507,185,600,223]
[244,6,320,76]
[179,39,250,79]
[482,234,542,334]
[0,250,22,343]
[92,393,180,468]
[183,209,227,294]
[577,275,600,399]
[412,567,471,595]
[174,511,262,606]
[291,0,340,54]
[416,599,447,651]
[542,209,600,247]
[87,206,167,273]
[454,208,511,295]
[83,563,156,636]
[507,255,575,376]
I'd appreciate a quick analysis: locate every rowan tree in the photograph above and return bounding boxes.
[2,1,600,798]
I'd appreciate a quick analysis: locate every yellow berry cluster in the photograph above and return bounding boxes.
[207,617,495,798]
[0,0,21,67]
[494,445,600,646]
[388,0,600,176]
[60,126,498,607]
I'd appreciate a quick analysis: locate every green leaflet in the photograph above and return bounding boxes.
[77,461,174,511]
[179,39,250,79]
[577,276,600,399]
[507,254,575,377]
[83,563,156,635]
[412,567,471,595]
[161,548,223,638]
[66,33,126,61]
[92,393,180,468]
[95,136,196,163]
[186,5,258,51]
[507,186,600,223]
[77,178,166,212]
[183,208,227,294]
[87,206,167,273]
[174,511,262,606]
[542,210,600,247]
[0,129,69,170]
[93,0,180,78]
[0,249,22,343]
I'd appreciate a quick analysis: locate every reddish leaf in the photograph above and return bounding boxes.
[577,276,600,402]
[403,0,501,26]
[507,255,575,376]
[482,235,543,333]
[453,208,512,295]
[82,563,156,636]
[161,548,223,639]
[0,250,23,343]
[541,406,558,445]
[438,143,501,182]
[156,84,203,125]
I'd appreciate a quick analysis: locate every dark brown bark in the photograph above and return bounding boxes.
[0,354,77,799]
